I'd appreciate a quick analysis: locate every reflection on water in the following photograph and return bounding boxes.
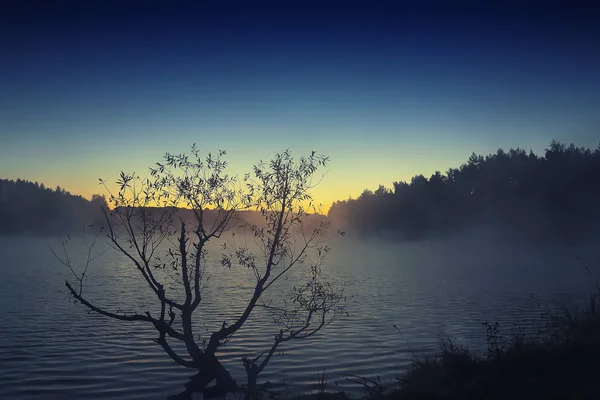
[0,234,598,399]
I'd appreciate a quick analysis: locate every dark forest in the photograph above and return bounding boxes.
[328,141,600,243]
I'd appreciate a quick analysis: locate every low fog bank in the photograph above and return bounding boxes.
[328,195,600,247]
[335,211,600,247]
[334,220,600,287]
[341,220,600,261]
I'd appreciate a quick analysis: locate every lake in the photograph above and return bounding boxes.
[1,232,598,399]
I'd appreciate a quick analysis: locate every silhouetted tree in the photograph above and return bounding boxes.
[53,147,345,397]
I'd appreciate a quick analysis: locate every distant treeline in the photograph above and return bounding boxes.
[327,141,600,243]
[0,179,107,235]
[0,178,325,236]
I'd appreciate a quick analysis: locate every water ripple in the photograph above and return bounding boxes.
[1,235,597,399]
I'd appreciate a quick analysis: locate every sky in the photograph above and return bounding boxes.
[1,1,599,210]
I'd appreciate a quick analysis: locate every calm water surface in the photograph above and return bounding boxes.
[1,233,598,399]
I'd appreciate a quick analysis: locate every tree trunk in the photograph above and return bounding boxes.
[246,368,258,399]
[184,353,238,396]
[205,352,238,391]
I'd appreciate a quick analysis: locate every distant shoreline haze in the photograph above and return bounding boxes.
[0,179,107,235]
[2,140,599,242]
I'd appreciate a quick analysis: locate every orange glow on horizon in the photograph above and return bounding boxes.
[15,166,424,216]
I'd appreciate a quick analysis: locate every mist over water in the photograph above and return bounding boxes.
[1,229,598,399]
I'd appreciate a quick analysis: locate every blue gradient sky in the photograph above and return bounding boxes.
[1,2,599,208]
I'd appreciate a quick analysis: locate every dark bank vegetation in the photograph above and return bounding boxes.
[303,290,600,400]
[389,288,600,399]
[328,141,600,243]
[0,178,108,235]
[52,147,346,399]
